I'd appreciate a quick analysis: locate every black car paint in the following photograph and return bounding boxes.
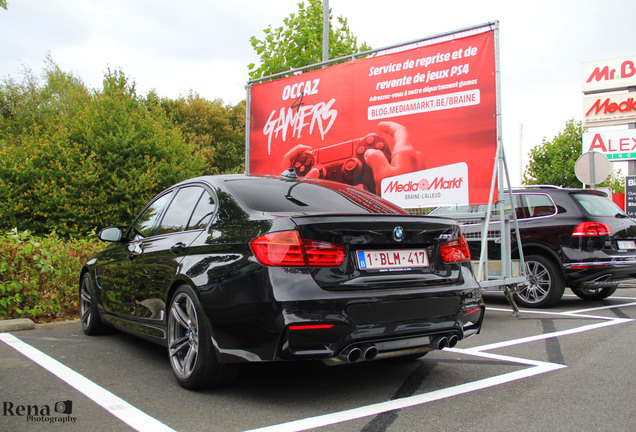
[82,175,484,366]
[508,190,636,287]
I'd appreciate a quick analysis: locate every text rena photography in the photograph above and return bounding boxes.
[2,400,77,424]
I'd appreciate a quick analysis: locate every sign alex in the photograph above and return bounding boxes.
[583,130,636,161]
[248,29,497,207]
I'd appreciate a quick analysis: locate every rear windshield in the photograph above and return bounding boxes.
[571,192,624,217]
[225,178,407,215]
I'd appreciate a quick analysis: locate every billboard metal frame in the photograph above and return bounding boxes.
[245,21,525,315]
[245,21,499,173]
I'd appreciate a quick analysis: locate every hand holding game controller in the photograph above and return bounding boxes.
[282,122,422,194]
[281,145,322,179]
[364,121,424,193]
[288,133,391,194]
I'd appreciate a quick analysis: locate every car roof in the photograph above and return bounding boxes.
[512,186,608,196]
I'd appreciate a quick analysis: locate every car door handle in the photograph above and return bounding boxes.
[170,242,187,254]
[128,241,143,258]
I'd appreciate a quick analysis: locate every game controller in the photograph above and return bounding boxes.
[292,133,391,194]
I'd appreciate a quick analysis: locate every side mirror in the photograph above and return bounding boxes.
[98,226,124,242]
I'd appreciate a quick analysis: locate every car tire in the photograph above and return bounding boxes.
[515,255,565,308]
[79,273,106,335]
[167,285,239,390]
[570,285,618,301]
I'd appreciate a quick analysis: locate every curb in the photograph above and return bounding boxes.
[0,318,80,333]
[0,318,35,332]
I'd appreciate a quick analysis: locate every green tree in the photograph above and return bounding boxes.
[523,119,583,188]
[0,66,206,237]
[248,0,371,79]
[0,1,7,11]
[158,93,245,174]
[216,100,246,174]
[523,119,624,192]
[0,68,45,141]
[0,56,90,141]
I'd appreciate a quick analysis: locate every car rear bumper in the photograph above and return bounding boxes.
[279,297,484,362]
[563,257,636,287]
[206,265,484,364]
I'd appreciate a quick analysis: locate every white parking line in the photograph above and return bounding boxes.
[465,318,633,353]
[243,303,635,432]
[0,333,176,432]
[2,300,634,432]
[242,352,565,432]
[565,301,636,315]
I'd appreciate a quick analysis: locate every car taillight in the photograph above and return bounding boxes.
[302,239,346,266]
[250,230,346,267]
[440,234,471,263]
[571,222,611,237]
[288,324,335,330]
[249,231,305,266]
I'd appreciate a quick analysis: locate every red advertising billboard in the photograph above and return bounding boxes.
[248,28,497,207]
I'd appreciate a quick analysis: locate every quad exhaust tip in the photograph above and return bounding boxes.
[339,344,378,363]
[363,345,378,361]
[345,347,362,363]
[436,336,449,350]
[333,334,460,365]
[448,335,459,348]
[435,334,459,350]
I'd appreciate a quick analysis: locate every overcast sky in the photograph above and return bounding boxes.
[2,0,635,184]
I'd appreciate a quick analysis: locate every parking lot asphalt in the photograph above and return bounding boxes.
[2,289,636,432]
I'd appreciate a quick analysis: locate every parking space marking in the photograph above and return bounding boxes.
[243,301,636,432]
[565,300,636,315]
[243,351,565,432]
[2,298,635,432]
[0,332,176,432]
[466,316,632,353]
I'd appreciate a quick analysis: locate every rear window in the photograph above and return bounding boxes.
[571,192,624,217]
[430,205,474,215]
[521,193,556,218]
[430,194,522,218]
[225,178,407,215]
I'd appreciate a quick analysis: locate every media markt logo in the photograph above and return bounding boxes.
[2,399,77,424]
[380,162,469,208]
[382,175,464,194]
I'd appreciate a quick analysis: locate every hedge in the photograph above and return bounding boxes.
[0,229,102,323]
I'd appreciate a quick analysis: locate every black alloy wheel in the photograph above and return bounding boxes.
[167,285,238,389]
[515,255,566,308]
[79,273,106,335]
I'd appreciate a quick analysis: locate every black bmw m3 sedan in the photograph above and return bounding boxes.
[79,174,484,389]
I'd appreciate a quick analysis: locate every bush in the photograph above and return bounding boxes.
[0,229,102,322]
[0,67,207,237]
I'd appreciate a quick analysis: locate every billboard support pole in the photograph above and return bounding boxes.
[245,83,252,174]
[477,21,524,316]
[322,0,329,63]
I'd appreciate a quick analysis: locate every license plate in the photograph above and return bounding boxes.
[357,249,429,270]
[618,240,636,250]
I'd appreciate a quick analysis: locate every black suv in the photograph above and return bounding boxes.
[430,187,636,307]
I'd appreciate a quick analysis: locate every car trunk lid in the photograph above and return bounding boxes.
[288,214,469,290]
